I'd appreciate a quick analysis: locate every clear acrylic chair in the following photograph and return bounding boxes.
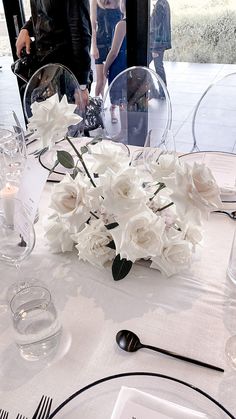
[23,63,104,138]
[23,63,81,120]
[103,66,172,148]
[192,72,236,154]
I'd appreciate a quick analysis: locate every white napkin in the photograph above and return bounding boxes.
[111,386,208,419]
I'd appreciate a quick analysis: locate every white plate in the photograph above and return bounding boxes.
[48,372,234,419]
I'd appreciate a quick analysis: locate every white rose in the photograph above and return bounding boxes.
[45,216,74,253]
[149,153,179,182]
[28,94,82,149]
[179,222,203,247]
[50,173,91,228]
[102,167,147,215]
[165,162,221,221]
[73,219,115,267]
[151,230,192,277]
[191,162,221,208]
[88,140,130,175]
[110,207,165,262]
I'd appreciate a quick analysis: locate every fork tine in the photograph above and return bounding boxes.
[32,396,44,419]
[0,411,9,419]
[32,396,53,419]
[43,398,52,419]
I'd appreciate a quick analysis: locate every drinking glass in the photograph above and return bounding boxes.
[225,228,236,369]
[227,228,236,285]
[1,127,27,181]
[0,197,35,267]
[0,197,36,311]
[10,285,62,361]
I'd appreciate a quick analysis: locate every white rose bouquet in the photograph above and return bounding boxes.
[29,94,222,280]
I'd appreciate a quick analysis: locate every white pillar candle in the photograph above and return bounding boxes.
[0,183,19,225]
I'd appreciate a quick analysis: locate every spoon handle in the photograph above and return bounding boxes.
[143,344,224,372]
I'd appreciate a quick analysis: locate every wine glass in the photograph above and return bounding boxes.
[1,127,27,182]
[0,197,36,311]
[225,228,236,369]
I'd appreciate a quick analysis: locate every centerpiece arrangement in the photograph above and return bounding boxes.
[28,94,221,281]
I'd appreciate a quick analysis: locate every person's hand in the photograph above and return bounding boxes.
[74,88,89,111]
[103,66,108,78]
[91,45,99,60]
[152,51,159,58]
[16,29,31,58]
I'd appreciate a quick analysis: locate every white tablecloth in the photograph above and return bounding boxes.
[0,184,236,417]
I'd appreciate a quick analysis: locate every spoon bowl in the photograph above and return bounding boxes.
[116,330,142,352]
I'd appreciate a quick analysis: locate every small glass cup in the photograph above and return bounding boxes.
[227,228,236,285]
[10,285,62,361]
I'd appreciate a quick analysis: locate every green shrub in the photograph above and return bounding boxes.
[164,2,236,63]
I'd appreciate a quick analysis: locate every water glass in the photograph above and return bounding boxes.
[10,285,62,361]
[227,228,236,285]
[0,125,26,183]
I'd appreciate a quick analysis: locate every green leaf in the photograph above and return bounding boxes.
[112,255,133,281]
[57,150,74,169]
[105,222,119,230]
[87,137,103,146]
[106,240,116,250]
[71,166,81,179]
[80,146,89,155]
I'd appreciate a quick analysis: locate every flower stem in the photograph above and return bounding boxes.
[157,202,174,212]
[149,183,166,201]
[65,136,96,188]
[90,211,99,220]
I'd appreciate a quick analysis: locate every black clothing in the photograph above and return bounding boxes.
[23,0,91,85]
[96,6,122,48]
[95,6,122,65]
[150,0,171,52]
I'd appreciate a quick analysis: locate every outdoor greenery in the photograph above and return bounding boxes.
[164,0,236,63]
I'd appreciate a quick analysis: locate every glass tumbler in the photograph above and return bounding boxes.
[10,285,62,361]
[227,228,236,285]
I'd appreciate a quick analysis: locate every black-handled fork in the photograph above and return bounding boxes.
[0,410,9,419]
[32,396,52,419]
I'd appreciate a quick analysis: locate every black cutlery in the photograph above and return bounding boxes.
[212,210,236,220]
[116,330,224,372]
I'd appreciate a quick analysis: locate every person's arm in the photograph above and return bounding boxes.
[90,0,99,60]
[15,17,33,58]
[103,20,126,77]
[66,0,92,86]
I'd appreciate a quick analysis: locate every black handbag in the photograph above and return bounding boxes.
[11,42,38,82]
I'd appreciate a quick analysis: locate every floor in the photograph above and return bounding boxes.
[1,55,236,153]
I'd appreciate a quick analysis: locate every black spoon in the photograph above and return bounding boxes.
[116,330,224,372]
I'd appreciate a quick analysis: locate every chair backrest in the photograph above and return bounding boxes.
[23,63,81,121]
[103,66,172,148]
[23,63,105,138]
[192,72,236,154]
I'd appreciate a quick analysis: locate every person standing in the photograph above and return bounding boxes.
[15,0,92,106]
[91,0,122,122]
[149,0,171,98]
[103,0,126,138]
